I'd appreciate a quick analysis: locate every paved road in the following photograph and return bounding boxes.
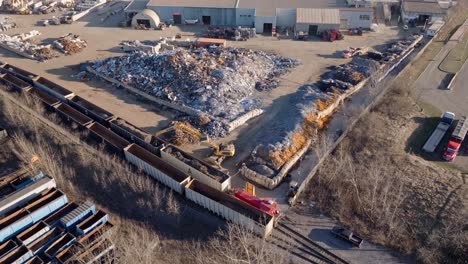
[414,41,468,171]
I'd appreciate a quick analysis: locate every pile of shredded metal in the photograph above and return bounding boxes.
[91,47,299,121]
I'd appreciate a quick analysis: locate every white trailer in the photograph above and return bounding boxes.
[422,112,455,152]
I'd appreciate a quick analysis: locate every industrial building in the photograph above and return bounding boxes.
[295,9,340,35]
[125,0,375,33]
[401,0,447,24]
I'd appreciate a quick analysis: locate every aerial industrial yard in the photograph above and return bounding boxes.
[0,0,466,263]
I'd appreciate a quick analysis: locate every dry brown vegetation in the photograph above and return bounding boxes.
[302,7,468,263]
[0,92,288,264]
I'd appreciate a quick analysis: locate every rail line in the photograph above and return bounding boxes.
[268,231,327,264]
[274,222,349,264]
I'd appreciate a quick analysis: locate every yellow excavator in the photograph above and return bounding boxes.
[204,142,235,168]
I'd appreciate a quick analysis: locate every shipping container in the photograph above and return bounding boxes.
[32,77,74,102]
[16,221,50,246]
[0,73,32,92]
[0,245,33,264]
[68,96,114,125]
[53,103,94,128]
[25,87,61,111]
[59,201,95,229]
[43,203,78,227]
[109,117,161,155]
[0,64,37,84]
[27,227,64,255]
[76,210,108,235]
[185,180,274,238]
[86,122,130,154]
[0,174,56,217]
[160,145,231,191]
[124,144,191,194]
[0,240,18,259]
[44,232,75,258]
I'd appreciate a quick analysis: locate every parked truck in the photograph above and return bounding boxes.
[443,116,467,161]
[422,112,455,153]
[331,226,364,247]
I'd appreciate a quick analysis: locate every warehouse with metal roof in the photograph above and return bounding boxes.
[295,8,340,35]
[125,0,374,33]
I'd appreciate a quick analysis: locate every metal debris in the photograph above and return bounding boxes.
[53,33,87,55]
[91,47,299,123]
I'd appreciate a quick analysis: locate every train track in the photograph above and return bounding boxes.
[270,222,349,264]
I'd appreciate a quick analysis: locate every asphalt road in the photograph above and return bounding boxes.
[414,40,468,171]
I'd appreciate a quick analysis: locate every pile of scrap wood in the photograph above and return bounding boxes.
[53,33,87,55]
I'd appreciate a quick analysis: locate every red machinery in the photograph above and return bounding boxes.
[234,190,280,216]
[322,30,344,42]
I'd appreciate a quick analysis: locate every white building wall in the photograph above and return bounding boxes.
[340,10,374,29]
[235,8,255,27]
[254,16,276,33]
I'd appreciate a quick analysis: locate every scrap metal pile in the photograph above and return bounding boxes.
[91,47,298,124]
[0,30,57,61]
[0,16,15,31]
[244,34,422,183]
[53,33,87,55]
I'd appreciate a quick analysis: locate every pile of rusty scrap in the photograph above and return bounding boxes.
[242,34,424,187]
[53,33,87,55]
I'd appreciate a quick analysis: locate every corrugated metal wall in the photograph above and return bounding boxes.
[295,23,340,34]
[124,150,188,194]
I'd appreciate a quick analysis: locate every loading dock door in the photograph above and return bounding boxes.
[308,25,318,36]
[136,19,150,28]
[263,23,273,34]
[173,14,182,24]
[202,16,211,25]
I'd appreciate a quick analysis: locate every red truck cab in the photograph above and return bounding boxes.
[442,116,467,162]
[443,138,462,161]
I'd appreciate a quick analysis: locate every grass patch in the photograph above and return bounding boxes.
[439,33,468,73]
[417,99,442,117]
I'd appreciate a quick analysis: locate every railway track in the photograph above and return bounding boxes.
[270,222,349,264]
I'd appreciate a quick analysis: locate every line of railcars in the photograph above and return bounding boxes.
[0,62,276,238]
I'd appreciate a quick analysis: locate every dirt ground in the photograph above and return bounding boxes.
[0,4,410,172]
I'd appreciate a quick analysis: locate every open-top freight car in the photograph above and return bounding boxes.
[160,145,231,192]
[68,96,114,126]
[0,64,38,84]
[25,87,61,111]
[124,143,191,194]
[185,179,274,238]
[0,73,32,92]
[0,173,56,217]
[86,122,130,155]
[53,103,94,129]
[109,117,162,155]
[32,77,75,102]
